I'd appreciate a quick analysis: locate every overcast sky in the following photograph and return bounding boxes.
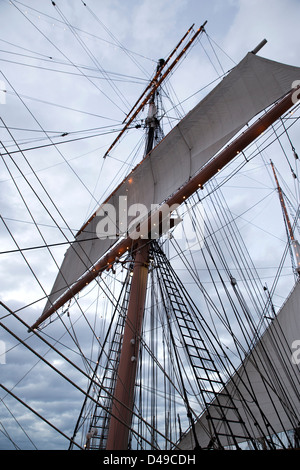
[1,0,300,451]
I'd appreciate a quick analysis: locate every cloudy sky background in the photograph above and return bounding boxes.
[1,0,300,450]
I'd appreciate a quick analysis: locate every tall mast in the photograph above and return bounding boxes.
[270,160,300,275]
[105,62,162,450]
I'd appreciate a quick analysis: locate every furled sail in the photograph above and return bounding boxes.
[178,281,300,449]
[43,53,300,314]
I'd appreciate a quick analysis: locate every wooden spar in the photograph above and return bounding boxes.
[105,240,149,449]
[30,88,298,331]
[166,89,298,206]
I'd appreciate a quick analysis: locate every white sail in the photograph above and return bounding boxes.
[178,281,300,449]
[44,53,300,313]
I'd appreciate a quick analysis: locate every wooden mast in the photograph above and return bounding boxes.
[105,58,163,450]
[103,22,207,159]
[270,160,300,274]
[105,239,149,449]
